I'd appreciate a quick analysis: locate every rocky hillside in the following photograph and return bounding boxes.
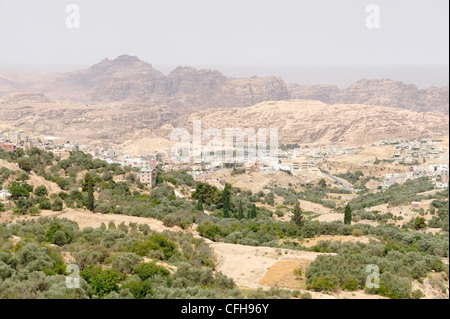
[188,100,449,146]
[0,92,52,104]
[288,79,449,115]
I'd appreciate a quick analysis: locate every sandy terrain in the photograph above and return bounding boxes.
[298,200,333,215]
[0,208,179,234]
[207,169,328,194]
[286,235,379,248]
[411,273,449,299]
[210,241,331,290]
[117,137,175,156]
[314,213,343,223]
[357,145,396,158]
[211,241,386,299]
[370,201,435,227]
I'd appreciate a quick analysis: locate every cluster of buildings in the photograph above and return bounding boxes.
[375,139,447,164]
[379,164,449,190]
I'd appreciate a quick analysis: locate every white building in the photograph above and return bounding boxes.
[0,189,11,202]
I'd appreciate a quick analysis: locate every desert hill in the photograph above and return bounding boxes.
[188,100,449,146]
[0,99,447,149]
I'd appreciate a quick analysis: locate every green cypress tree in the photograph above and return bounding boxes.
[85,173,95,212]
[344,203,352,225]
[237,200,244,220]
[292,201,304,228]
[222,183,231,218]
[250,204,257,219]
[196,195,203,211]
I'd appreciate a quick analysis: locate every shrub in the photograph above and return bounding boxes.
[34,185,48,197]
[134,262,170,281]
[120,278,153,299]
[413,217,427,230]
[352,228,364,237]
[80,265,121,298]
[110,253,142,275]
[300,292,312,299]
[52,230,67,246]
[411,289,425,299]
[51,197,63,211]
[293,267,303,279]
[308,275,338,291]
[341,277,359,291]
[39,198,51,210]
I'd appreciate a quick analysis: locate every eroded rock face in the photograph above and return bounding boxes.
[288,79,449,115]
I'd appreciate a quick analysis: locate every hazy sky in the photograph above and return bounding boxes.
[0,0,448,87]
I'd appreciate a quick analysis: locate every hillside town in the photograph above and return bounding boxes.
[1,129,448,206]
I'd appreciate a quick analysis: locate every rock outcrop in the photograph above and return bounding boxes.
[288,79,449,115]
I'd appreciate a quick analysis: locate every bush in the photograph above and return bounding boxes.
[52,230,67,246]
[352,228,364,237]
[80,265,121,298]
[413,217,427,230]
[308,275,338,291]
[110,253,142,275]
[300,292,312,299]
[411,289,425,299]
[39,198,52,210]
[120,278,153,299]
[34,185,48,197]
[134,262,170,281]
[341,277,358,291]
[293,267,303,279]
[51,197,63,211]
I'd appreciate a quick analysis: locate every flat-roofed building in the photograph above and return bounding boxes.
[139,168,157,186]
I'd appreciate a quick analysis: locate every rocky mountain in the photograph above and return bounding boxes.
[288,79,449,115]
[1,55,446,114]
[0,55,289,109]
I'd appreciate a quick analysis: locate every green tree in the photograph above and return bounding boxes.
[81,265,121,298]
[84,173,95,212]
[292,201,304,228]
[344,203,352,225]
[17,158,32,172]
[134,262,170,281]
[196,195,203,211]
[414,217,427,230]
[237,200,244,220]
[222,183,231,218]
[120,279,153,299]
[51,197,63,211]
[9,183,30,198]
[34,185,48,197]
[318,178,327,188]
[249,204,257,219]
